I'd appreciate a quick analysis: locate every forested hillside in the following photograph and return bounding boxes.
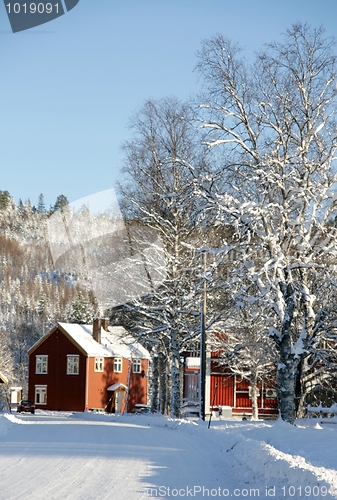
[0,191,95,405]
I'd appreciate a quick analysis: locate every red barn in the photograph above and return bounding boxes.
[28,319,150,413]
[184,351,278,418]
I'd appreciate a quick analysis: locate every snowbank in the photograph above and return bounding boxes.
[0,413,16,436]
[0,411,337,499]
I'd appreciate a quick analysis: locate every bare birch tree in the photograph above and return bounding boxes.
[195,23,337,423]
[119,97,211,417]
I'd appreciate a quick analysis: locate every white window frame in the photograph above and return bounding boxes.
[67,355,79,375]
[35,385,47,405]
[36,355,48,374]
[95,357,104,372]
[114,357,122,373]
[133,359,141,373]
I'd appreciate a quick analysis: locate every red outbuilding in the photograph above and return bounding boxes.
[183,351,278,419]
[28,319,150,413]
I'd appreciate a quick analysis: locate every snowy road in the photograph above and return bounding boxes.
[0,412,337,499]
[0,412,236,500]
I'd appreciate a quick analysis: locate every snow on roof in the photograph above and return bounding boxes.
[0,371,8,384]
[107,383,127,391]
[103,326,151,360]
[58,323,111,357]
[58,322,150,360]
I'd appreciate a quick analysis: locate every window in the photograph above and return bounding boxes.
[95,357,104,372]
[133,359,141,373]
[35,386,47,405]
[67,355,79,375]
[114,357,122,373]
[36,356,48,374]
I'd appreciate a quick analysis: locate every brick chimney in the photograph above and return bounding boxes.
[93,318,101,343]
[101,318,109,332]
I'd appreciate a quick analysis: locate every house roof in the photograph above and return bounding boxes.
[28,322,150,360]
[0,371,8,384]
[107,383,127,391]
[100,326,150,360]
[58,323,111,357]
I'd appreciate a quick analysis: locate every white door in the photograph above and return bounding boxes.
[115,390,125,413]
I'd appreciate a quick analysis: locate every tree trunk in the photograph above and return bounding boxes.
[250,372,259,420]
[295,357,313,418]
[170,330,181,418]
[276,284,297,424]
[277,330,297,424]
[150,352,159,413]
[276,358,297,424]
[159,352,167,414]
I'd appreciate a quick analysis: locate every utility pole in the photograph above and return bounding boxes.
[200,251,207,421]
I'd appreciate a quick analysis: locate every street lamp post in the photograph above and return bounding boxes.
[200,251,207,421]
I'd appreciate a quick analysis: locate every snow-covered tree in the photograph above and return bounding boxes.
[67,291,95,324]
[294,275,337,415]
[195,23,337,423]
[51,194,69,214]
[37,193,46,214]
[0,329,13,408]
[119,97,211,417]
[0,191,11,211]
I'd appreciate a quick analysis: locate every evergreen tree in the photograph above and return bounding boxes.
[67,291,94,324]
[17,199,24,214]
[52,194,69,213]
[0,330,13,409]
[37,193,45,214]
[0,191,11,211]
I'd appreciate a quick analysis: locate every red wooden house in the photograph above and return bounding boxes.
[183,351,278,419]
[28,319,150,413]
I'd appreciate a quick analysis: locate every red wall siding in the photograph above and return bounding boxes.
[210,356,278,415]
[28,327,86,412]
[212,375,278,416]
[87,357,112,410]
[128,359,148,411]
[86,357,148,411]
[235,378,253,408]
[210,373,235,408]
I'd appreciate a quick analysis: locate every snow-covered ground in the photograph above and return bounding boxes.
[0,411,336,499]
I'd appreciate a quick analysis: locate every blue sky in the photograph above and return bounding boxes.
[1,0,337,208]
